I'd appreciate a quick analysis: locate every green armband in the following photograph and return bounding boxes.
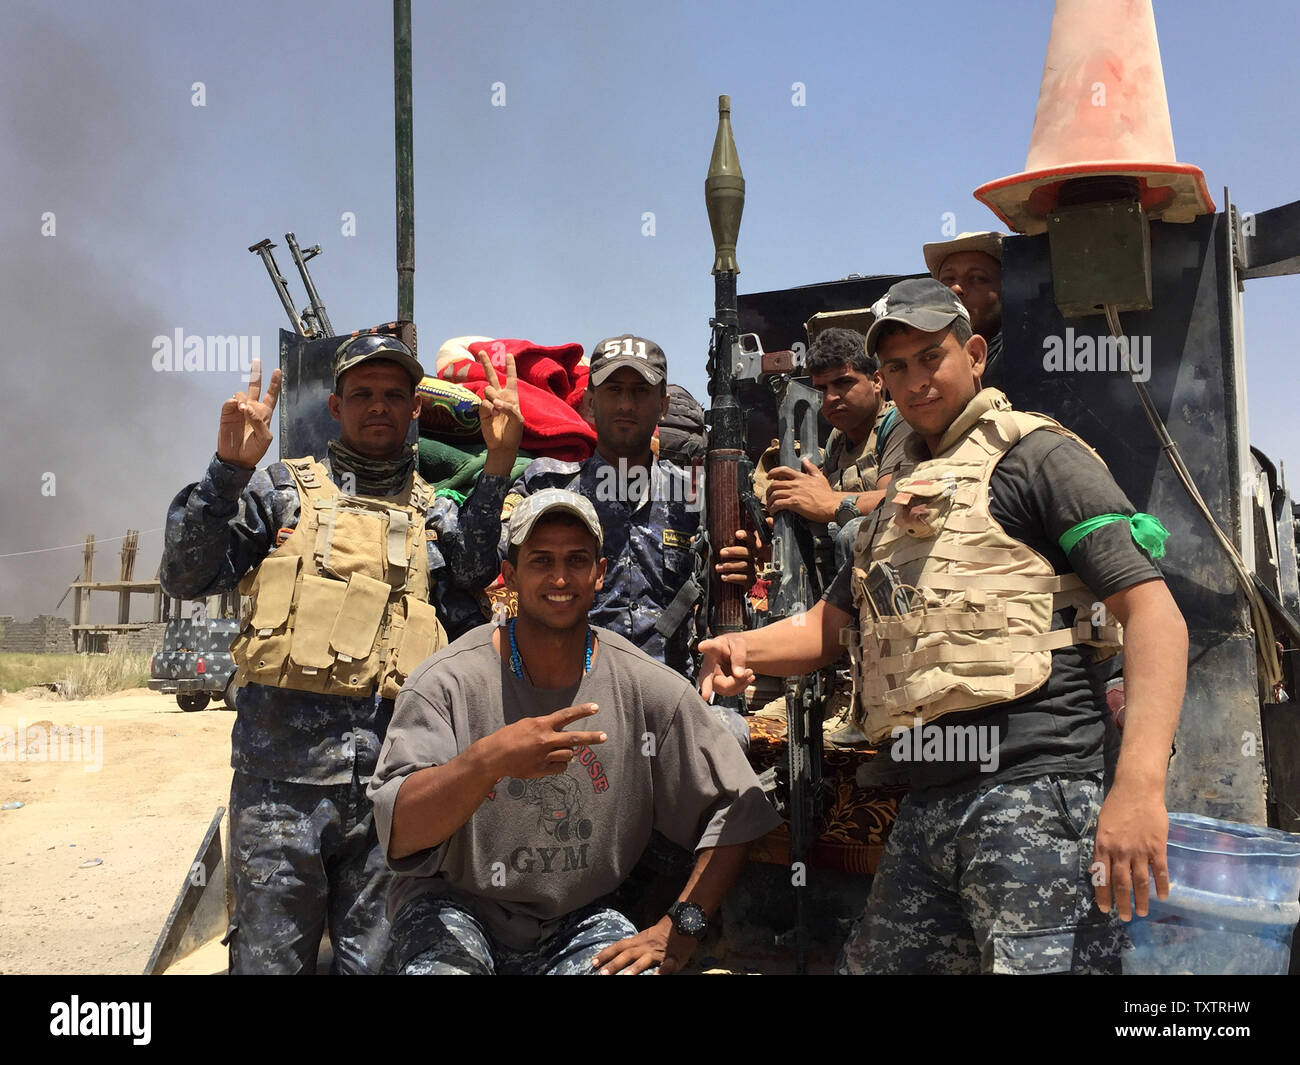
[1058,512,1169,559]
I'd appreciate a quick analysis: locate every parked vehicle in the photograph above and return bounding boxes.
[148,616,240,712]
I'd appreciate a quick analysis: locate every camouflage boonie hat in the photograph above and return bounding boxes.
[333,333,425,389]
[864,279,971,356]
[507,489,603,551]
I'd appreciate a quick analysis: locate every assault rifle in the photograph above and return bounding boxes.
[768,376,827,974]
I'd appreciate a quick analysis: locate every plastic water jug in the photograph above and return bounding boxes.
[1124,813,1300,975]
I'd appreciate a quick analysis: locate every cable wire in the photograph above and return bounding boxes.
[0,527,165,560]
[1104,305,1282,691]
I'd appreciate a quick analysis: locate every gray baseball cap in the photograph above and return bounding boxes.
[864,279,972,356]
[589,334,667,387]
[332,333,425,389]
[507,488,603,551]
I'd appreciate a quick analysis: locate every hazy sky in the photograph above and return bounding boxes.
[1,0,1297,621]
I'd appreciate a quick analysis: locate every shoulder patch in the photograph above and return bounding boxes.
[501,492,524,521]
[662,528,692,549]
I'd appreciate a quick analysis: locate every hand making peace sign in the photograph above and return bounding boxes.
[217,358,282,470]
[475,347,524,456]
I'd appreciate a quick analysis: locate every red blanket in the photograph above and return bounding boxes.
[436,337,595,463]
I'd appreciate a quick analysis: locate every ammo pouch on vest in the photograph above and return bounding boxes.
[231,458,447,700]
[847,392,1123,744]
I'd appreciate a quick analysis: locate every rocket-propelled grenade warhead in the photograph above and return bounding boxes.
[705,95,745,275]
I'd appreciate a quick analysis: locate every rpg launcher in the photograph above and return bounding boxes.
[704,94,825,973]
[704,94,760,642]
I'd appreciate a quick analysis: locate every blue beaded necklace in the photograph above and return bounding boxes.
[508,618,593,682]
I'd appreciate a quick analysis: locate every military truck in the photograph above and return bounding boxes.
[148,615,239,712]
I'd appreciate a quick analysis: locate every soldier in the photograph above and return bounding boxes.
[498,334,756,748]
[368,490,781,974]
[699,278,1187,974]
[923,231,1006,392]
[159,335,522,974]
[763,326,914,570]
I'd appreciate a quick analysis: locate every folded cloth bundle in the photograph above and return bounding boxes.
[435,336,595,463]
[416,377,481,438]
[417,437,534,502]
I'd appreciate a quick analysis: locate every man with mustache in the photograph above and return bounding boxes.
[160,334,522,973]
[923,231,1006,393]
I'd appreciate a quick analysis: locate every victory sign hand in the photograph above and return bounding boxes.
[218,358,282,470]
[476,347,524,456]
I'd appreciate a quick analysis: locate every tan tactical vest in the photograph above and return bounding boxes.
[751,402,899,504]
[848,390,1122,743]
[826,401,898,495]
[230,458,447,700]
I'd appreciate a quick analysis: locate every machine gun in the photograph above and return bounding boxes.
[285,232,334,338]
[248,233,335,339]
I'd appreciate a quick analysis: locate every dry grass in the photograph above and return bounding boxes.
[0,644,150,699]
[56,641,151,700]
[0,653,83,693]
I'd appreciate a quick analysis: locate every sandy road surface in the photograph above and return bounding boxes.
[0,688,232,975]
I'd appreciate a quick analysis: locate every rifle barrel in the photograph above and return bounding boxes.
[286,232,334,338]
[248,239,308,337]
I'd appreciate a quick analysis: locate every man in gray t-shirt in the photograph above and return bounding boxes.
[368,489,780,974]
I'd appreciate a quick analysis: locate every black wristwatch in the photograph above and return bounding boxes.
[667,901,709,939]
[835,495,862,527]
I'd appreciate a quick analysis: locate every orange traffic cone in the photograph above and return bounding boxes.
[975,0,1214,235]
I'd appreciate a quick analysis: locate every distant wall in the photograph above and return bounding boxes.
[115,623,167,654]
[0,614,75,654]
[0,616,166,655]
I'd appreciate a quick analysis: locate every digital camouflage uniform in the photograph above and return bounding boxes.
[161,453,508,974]
[834,775,1124,974]
[395,897,639,976]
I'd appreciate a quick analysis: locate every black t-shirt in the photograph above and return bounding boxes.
[823,430,1161,796]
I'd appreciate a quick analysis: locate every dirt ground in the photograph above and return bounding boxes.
[0,686,790,976]
[0,687,233,975]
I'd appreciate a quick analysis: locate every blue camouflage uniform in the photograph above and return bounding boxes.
[395,897,643,976]
[160,453,508,974]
